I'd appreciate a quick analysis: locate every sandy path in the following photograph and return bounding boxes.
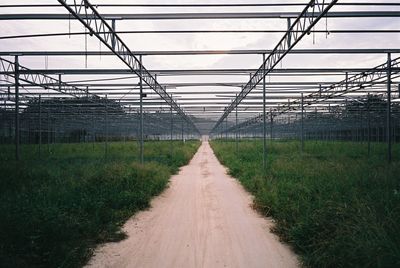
[87,141,298,268]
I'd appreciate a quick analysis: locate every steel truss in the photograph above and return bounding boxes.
[57,0,198,134]
[0,57,91,99]
[212,0,338,133]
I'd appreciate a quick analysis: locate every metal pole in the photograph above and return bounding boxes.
[235,93,238,154]
[301,93,304,153]
[47,111,50,153]
[139,56,144,163]
[262,54,267,172]
[225,115,228,140]
[387,53,392,162]
[105,94,108,159]
[367,93,371,157]
[92,111,95,150]
[38,94,42,159]
[170,98,173,155]
[111,19,116,50]
[181,121,184,142]
[14,55,20,161]
[287,18,292,47]
[270,108,273,144]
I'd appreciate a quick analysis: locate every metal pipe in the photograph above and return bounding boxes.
[301,93,304,153]
[270,108,273,144]
[1,11,396,20]
[235,93,238,154]
[105,94,108,159]
[14,55,20,161]
[367,93,371,156]
[387,53,392,162]
[38,94,42,159]
[262,54,267,172]
[111,19,116,50]
[170,98,173,155]
[139,56,144,164]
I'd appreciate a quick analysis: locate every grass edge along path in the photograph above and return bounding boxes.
[0,140,200,268]
[210,140,400,268]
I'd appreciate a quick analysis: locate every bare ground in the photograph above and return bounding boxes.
[86,141,299,268]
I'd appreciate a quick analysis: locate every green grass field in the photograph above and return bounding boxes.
[0,140,200,268]
[211,139,400,268]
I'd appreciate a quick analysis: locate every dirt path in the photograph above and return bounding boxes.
[87,141,298,268]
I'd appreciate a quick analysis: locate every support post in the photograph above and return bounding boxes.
[301,93,304,153]
[287,18,292,47]
[262,54,267,172]
[38,94,42,159]
[225,116,228,140]
[235,93,238,154]
[139,56,144,163]
[92,111,95,150]
[111,19,116,50]
[170,99,173,156]
[14,55,20,161]
[270,108,273,144]
[47,111,50,153]
[367,93,371,157]
[105,94,108,159]
[387,53,392,162]
[181,121,184,142]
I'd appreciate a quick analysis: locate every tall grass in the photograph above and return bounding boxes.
[0,140,200,268]
[211,140,400,268]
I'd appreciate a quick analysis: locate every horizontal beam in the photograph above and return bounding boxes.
[1,49,399,56]
[2,3,399,8]
[1,11,398,20]
[5,81,396,88]
[1,29,398,41]
[0,68,389,76]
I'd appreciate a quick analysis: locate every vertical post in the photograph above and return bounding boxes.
[92,111,95,150]
[139,56,144,163]
[225,115,228,140]
[47,111,50,153]
[270,108,273,144]
[181,121,184,142]
[14,55,20,161]
[386,53,392,162]
[262,53,267,172]
[301,93,304,153]
[58,74,62,90]
[105,94,108,159]
[235,93,238,154]
[287,18,292,47]
[170,98,173,156]
[38,94,42,159]
[367,93,371,157]
[111,19,116,50]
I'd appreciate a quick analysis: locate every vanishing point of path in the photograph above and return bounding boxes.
[87,141,298,268]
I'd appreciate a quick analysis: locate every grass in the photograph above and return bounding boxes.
[0,140,200,268]
[210,139,400,268]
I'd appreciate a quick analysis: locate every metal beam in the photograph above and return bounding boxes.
[224,57,400,132]
[2,3,398,8]
[1,49,399,56]
[0,11,397,20]
[0,57,91,98]
[212,0,338,133]
[57,0,198,134]
[1,68,389,76]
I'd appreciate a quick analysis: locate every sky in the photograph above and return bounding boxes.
[0,0,399,132]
